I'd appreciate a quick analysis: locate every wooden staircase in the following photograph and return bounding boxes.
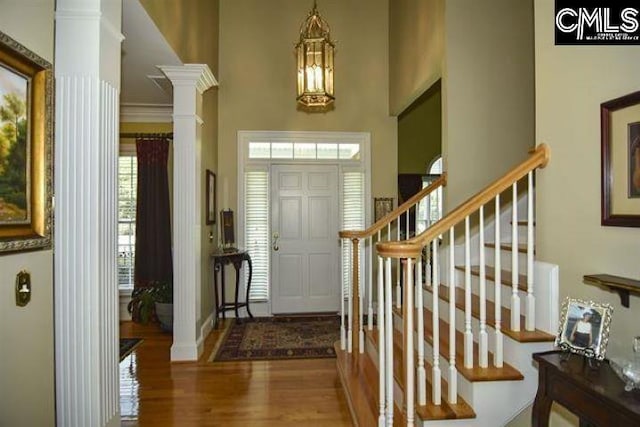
[337,145,559,426]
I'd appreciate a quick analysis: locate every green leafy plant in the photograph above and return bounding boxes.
[127,281,172,323]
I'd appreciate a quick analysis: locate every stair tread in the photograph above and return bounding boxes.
[366,328,476,421]
[335,342,406,426]
[485,242,530,253]
[454,265,527,292]
[428,284,555,343]
[392,306,524,382]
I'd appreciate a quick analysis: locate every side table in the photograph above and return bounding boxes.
[532,350,640,427]
[211,249,253,328]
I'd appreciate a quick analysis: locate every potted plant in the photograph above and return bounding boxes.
[127,281,173,332]
[153,281,173,332]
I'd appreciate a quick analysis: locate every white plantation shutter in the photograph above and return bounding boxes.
[244,170,270,301]
[118,154,137,290]
[341,171,365,295]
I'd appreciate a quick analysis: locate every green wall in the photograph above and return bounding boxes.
[397,82,442,174]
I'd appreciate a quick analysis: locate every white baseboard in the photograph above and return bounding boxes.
[170,341,199,361]
[201,310,214,338]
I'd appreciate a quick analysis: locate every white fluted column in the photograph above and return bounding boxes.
[54,1,123,426]
[159,64,217,361]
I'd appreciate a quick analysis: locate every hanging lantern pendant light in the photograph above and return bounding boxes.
[296,0,335,108]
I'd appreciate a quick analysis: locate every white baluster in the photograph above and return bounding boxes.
[464,217,473,369]
[347,241,353,353]
[479,206,488,368]
[526,171,535,331]
[406,210,410,239]
[377,230,382,326]
[511,183,521,332]
[377,254,385,427]
[448,227,458,404]
[341,238,346,350]
[385,257,394,425]
[396,219,401,309]
[359,240,365,353]
[494,195,504,367]
[417,254,426,406]
[405,258,415,426]
[368,236,373,331]
[432,239,441,405]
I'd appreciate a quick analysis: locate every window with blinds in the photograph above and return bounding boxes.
[341,171,365,295]
[118,155,137,290]
[244,171,270,301]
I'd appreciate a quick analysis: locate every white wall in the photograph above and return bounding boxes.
[0,1,55,425]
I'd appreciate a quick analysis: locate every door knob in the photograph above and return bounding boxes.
[272,232,279,251]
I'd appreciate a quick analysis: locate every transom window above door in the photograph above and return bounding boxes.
[248,141,360,160]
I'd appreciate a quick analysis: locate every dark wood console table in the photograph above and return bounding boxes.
[211,249,253,328]
[533,351,640,427]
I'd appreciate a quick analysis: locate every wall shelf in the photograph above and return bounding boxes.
[583,274,640,308]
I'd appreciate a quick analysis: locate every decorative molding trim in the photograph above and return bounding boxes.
[120,103,173,123]
[158,64,218,94]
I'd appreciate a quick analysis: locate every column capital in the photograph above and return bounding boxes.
[158,64,218,94]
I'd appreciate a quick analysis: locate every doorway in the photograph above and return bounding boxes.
[237,131,370,316]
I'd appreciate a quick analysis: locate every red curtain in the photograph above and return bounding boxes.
[134,138,173,288]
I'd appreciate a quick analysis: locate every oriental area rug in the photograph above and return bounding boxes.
[210,316,340,362]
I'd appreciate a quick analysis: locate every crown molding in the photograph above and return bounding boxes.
[120,103,173,123]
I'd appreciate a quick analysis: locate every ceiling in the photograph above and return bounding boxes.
[120,0,182,106]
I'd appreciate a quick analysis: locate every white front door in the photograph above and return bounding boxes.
[271,164,340,313]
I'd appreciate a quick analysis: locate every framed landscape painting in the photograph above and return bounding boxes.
[0,31,53,253]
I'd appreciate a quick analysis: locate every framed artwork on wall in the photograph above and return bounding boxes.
[601,90,640,227]
[206,170,216,225]
[0,30,53,254]
[374,197,394,222]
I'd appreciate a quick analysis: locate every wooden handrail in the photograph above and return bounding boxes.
[377,144,550,258]
[339,173,447,240]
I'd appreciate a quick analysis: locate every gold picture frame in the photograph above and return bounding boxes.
[555,297,613,361]
[0,31,53,253]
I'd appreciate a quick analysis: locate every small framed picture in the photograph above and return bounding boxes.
[556,297,613,360]
[374,197,394,222]
[220,209,235,246]
[205,170,216,225]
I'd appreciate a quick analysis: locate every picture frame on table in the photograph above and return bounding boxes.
[205,170,216,225]
[0,30,53,254]
[220,209,235,246]
[601,90,640,227]
[555,297,613,361]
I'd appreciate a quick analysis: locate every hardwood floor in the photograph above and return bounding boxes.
[119,320,352,426]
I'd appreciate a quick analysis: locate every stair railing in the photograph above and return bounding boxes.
[339,174,446,426]
[377,144,549,425]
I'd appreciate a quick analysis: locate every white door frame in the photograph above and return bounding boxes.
[237,130,371,316]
